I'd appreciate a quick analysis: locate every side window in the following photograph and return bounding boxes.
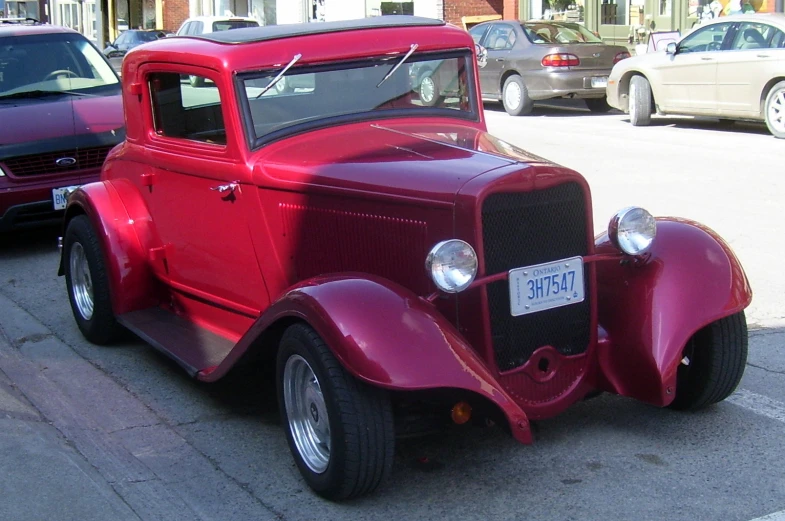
[177,22,189,36]
[772,28,785,48]
[486,25,516,50]
[731,22,772,50]
[679,22,732,53]
[115,32,129,46]
[468,25,488,45]
[193,21,204,35]
[149,72,226,145]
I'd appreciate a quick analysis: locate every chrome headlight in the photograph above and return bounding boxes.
[608,206,657,255]
[0,165,6,177]
[425,240,478,293]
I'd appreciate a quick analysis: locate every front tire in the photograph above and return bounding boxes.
[669,311,748,411]
[64,215,119,345]
[502,75,534,116]
[628,75,652,126]
[277,323,394,500]
[764,80,785,139]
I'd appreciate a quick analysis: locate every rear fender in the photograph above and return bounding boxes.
[60,179,160,315]
[595,218,752,406]
[201,274,532,443]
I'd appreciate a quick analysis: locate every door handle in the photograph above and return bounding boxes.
[210,182,240,194]
[700,57,713,61]
[496,58,505,62]
[757,54,770,58]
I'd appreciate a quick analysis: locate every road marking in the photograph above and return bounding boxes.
[727,389,785,425]
[749,510,785,521]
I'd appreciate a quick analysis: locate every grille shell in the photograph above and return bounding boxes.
[481,182,591,372]
[2,145,114,177]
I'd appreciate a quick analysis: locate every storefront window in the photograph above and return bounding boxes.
[251,0,276,25]
[531,0,584,23]
[601,0,627,24]
[659,0,672,16]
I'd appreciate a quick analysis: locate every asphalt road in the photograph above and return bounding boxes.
[0,103,784,521]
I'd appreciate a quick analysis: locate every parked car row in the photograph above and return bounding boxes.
[48,15,750,503]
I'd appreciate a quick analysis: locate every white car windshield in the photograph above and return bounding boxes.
[238,52,476,147]
[0,32,119,98]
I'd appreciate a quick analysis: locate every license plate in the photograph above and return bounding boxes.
[508,256,585,316]
[52,185,79,210]
[591,76,608,88]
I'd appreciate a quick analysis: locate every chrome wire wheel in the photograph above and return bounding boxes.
[767,88,785,135]
[283,354,330,474]
[504,81,522,111]
[69,242,94,321]
[420,76,436,104]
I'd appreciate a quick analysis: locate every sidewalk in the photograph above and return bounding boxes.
[0,291,279,521]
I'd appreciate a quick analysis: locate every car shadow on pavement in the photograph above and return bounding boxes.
[627,116,771,136]
[484,99,623,117]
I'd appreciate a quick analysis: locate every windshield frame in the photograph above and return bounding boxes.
[235,49,480,151]
[0,31,120,98]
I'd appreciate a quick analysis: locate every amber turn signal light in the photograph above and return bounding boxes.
[451,402,472,425]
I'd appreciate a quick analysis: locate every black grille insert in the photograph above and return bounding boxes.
[482,182,591,372]
[3,145,114,177]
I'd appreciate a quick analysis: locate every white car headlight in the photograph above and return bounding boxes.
[425,239,478,293]
[0,165,6,177]
[608,207,657,255]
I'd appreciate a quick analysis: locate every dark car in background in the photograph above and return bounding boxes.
[0,24,124,232]
[103,29,166,74]
[468,20,630,115]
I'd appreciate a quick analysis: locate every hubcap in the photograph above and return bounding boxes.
[69,242,94,320]
[504,81,522,110]
[420,76,435,103]
[283,355,330,473]
[768,88,785,134]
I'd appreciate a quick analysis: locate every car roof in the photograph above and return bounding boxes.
[0,23,81,37]
[199,15,444,44]
[182,15,258,23]
[695,12,785,30]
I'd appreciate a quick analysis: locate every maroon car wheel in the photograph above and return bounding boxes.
[669,311,748,411]
[63,216,120,345]
[277,323,395,500]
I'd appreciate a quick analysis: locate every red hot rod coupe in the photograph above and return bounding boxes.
[59,16,752,500]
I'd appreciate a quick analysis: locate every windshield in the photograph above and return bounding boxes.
[212,20,258,31]
[0,32,119,98]
[523,22,603,44]
[136,31,164,42]
[239,52,476,147]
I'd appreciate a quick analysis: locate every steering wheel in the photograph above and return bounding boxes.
[44,69,79,81]
[706,41,722,51]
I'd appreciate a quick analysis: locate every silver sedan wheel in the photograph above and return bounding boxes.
[69,242,94,320]
[504,81,522,111]
[420,76,436,104]
[767,88,785,135]
[283,354,330,474]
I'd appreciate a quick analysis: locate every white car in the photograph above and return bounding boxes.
[176,15,260,87]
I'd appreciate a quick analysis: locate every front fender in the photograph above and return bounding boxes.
[595,218,752,406]
[60,179,160,315]
[203,274,532,444]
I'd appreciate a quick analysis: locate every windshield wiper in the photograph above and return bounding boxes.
[254,54,302,99]
[377,43,418,88]
[0,89,94,101]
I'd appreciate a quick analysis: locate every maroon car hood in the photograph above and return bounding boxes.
[0,94,123,145]
[256,122,548,203]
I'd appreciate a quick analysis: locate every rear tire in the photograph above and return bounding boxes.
[764,80,785,139]
[277,323,395,500]
[668,311,748,411]
[585,97,612,113]
[628,75,652,126]
[502,75,534,116]
[64,215,120,345]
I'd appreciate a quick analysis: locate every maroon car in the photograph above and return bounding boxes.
[0,24,124,232]
[59,16,750,500]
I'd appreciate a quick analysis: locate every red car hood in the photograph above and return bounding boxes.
[255,121,551,204]
[0,94,124,145]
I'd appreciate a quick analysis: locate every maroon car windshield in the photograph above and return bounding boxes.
[239,52,476,147]
[523,22,603,44]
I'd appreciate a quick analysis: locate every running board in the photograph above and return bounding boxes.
[117,307,235,377]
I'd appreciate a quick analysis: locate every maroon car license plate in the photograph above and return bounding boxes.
[52,186,79,210]
[508,256,585,316]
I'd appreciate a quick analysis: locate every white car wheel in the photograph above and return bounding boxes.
[629,75,652,127]
[764,81,785,139]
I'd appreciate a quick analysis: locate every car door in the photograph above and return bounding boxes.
[143,69,268,314]
[656,22,733,114]
[716,22,785,117]
[477,23,517,98]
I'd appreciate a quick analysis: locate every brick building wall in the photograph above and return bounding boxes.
[442,0,519,27]
[163,0,190,32]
